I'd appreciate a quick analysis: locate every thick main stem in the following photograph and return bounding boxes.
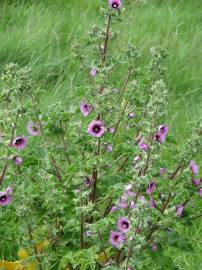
[102,14,111,64]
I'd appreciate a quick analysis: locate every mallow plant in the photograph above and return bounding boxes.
[0,1,202,269]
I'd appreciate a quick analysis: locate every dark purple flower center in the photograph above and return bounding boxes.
[160,127,165,133]
[114,235,119,241]
[122,221,129,228]
[112,2,118,8]
[93,125,101,133]
[0,195,7,202]
[15,139,23,145]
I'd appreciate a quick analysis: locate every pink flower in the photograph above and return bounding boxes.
[139,195,146,205]
[160,167,166,175]
[199,188,202,198]
[125,184,132,191]
[158,125,168,135]
[13,136,27,150]
[189,160,198,175]
[146,181,156,195]
[176,204,184,217]
[0,186,13,206]
[110,205,119,212]
[117,217,130,233]
[128,112,135,119]
[110,231,125,248]
[138,139,149,152]
[14,156,22,166]
[149,197,155,208]
[106,145,113,152]
[107,127,115,134]
[90,68,97,77]
[27,121,41,136]
[80,102,92,116]
[88,120,105,138]
[155,124,168,144]
[151,243,158,252]
[108,0,122,9]
[192,179,201,186]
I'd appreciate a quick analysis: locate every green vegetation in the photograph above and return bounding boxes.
[0,0,201,269]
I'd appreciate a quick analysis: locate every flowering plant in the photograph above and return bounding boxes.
[0,1,201,270]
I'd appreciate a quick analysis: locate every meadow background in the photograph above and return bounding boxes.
[0,0,202,269]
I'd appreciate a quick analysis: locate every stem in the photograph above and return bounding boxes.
[113,93,132,136]
[116,67,132,104]
[102,13,111,64]
[142,113,157,176]
[59,121,71,165]
[103,197,113,218]
[31,94,63,182]
[0,111,20,185]
[125,243,133,270]
[115,250,121,266]
[118,157,129,172]
[0,164,8,185]
[9,111,20,146]
[91,169,98,203]
[80,198,84,249]
[28,224,44,270]
[97,229,108,262]
[50,158,62,182]
[170,164,182,179]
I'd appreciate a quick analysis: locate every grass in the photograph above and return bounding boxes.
[0,0,201,268]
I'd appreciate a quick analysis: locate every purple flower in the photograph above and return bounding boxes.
[110,205,119,212]
[0,186,13,206]
[14,156,22,166]
[155,133,166,144]
[128,112,135,119]
[149,197,155,209]
[158,125,168,135]
[146,181,156,195]
[109,231,125,248]
[107,127,115,134]
[176,204,184,217]
[88,120,105,138]
[90,68,97,77]
[106,145,113,153]
[139,195,146,205]
[130,201,136,208]
[192,179,201,186]
[119,201,128,209]
[108,0,122,9]
[151,243,158,252]
[160,167,166,175]
[13,136,27,150]
[134,155,141,162]
[27,121,41,136]
[138,139,149,152]
[117,217,130,233]
[155,124,168,144]
[199,188,202,198]
[189,160,198,175]
[84,177,93,187]
[125,184,132,191]
[80,102,92,116]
